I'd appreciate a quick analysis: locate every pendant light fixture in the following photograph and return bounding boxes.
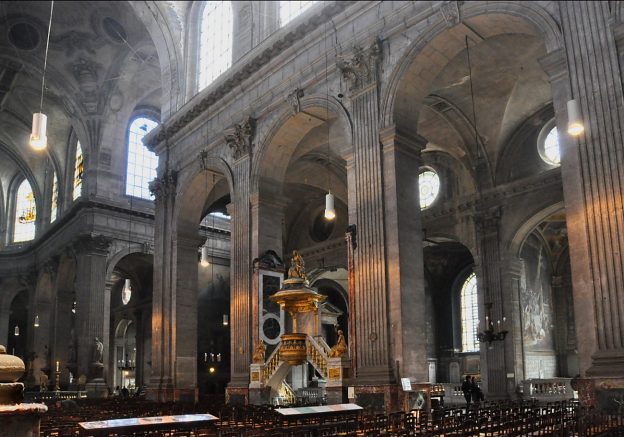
[30,1,55,151]
[323,27,336,221]
[34,315,40,328]
[200,246,210,267]
[567,99,585,136]
[14,325,19,336]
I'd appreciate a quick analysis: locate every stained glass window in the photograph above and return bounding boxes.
[198,1,232,91]
[73,142,83,201]
[50,172,58,222]
[539,126,560,166]
[280,1,317,26]
[126,117,159,199]
[461,272,479,352]
[419,169,440,209]
[14,179,36,243]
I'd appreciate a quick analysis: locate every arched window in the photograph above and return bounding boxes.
[14,179,36,243]
[460,272,479,352]
[280,1,317,26]
[50,172,58,222]
[538,121,561,166]
[198,1,233,91]
[126,117,159,199]
[72,142,83,201]
[418,169,440,209]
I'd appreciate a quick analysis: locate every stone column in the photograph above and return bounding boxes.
[500,255,525,396]
[147,170,177,402]
[72,234,112,397]
[474,208,508,398]
[250,192,287,260]
[225,118,255,391]
[541,2,624,377]
[338,40,394,384]
[380,126,428,382]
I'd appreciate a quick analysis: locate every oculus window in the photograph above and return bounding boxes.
[50,172,58,223]
[14,179,36,243]
[126,117,159,199]
[461,272,479,352]
[198,1,233,91]
[418,169,440,209]
[73,142,83,201]
[538,121,561,166]
[280,1,317,26]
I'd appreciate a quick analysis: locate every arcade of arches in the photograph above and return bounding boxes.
[0,0,623,412]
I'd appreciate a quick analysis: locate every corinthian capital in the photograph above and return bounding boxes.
[225,117,256,160]
[337,39,382,92]
[148,170,178,201]
[73,234,113,256]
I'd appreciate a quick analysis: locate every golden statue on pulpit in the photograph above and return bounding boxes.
[288,250,306,281]
[252,341,266,364]
[329,329,347,358]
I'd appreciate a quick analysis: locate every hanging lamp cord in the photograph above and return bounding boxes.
[39,0,54,114]
[465,35,480,160]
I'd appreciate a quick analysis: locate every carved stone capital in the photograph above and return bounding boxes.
[149,170,178,201]
[73,234,113,256]
[286,88,305,116]
[475,206,502,235]
[439,1,461,27]
[225,117,256,160]
[337,39,382,92]
[42,256,60,278]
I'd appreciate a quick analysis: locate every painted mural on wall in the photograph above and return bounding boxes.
[520,234,555,351]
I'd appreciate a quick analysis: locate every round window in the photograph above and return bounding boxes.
[538,122,561,166]
[419,169,440,209]
[310,211,335,242]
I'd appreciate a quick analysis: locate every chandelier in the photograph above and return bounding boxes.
[117,353,136,371]
[477,302,508,346]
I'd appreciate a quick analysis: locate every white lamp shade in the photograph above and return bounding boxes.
[14,325,19,336]
[124,278,132,291]
[324,192,336,220]
[200,246,210,266]
[223,314,229,326]
[34,315,40,328]
[30,112,48,150]
[567,99,584,136]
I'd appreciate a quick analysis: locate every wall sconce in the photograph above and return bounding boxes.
[477,303,507,347]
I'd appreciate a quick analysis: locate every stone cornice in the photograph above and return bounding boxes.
[145,1,356,151]
[421,170,563,221]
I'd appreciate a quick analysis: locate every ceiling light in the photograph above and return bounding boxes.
[324,192,336,220]
[567,99,584,136]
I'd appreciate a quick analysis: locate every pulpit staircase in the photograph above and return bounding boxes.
[261,334,330,400]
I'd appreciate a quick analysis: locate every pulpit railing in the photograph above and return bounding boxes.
[306,335,328,378]
[279,381,296,405]
[314,335,332,356]
[262,343,283,381]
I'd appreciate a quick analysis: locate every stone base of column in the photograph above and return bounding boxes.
[85,379,108,399]
[146,380,174,402]
[572,376,624,412]
[173,388,197,403]
[226,386,249,405]
[587,351,624,378]
[326,386,346,405]
[249,387,271,405]
[352,384,399,414]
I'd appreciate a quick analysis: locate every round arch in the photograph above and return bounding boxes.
[509,201,565,256]
[381,2,563,135]
[251,94,353,197]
